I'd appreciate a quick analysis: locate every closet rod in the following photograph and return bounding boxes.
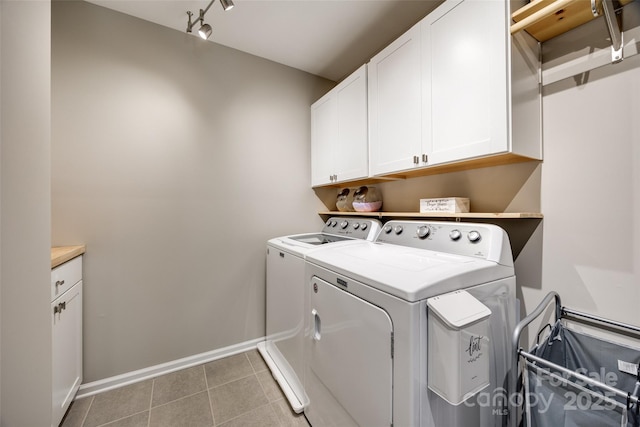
[563,307,640,334]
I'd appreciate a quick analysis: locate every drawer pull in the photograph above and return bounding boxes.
[55,280,65,289]
[53,301,66,315]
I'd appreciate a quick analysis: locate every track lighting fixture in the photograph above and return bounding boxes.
[186,0,234,40]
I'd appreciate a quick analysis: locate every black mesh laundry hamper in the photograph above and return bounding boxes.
[524,320,640,427]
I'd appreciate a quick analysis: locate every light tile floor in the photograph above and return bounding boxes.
[60,350,310,427]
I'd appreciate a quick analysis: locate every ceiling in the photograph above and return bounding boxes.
[86,0,443,82]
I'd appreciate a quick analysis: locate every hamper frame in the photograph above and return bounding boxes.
[509,291,640,427]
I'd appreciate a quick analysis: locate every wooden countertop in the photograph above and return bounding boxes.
[51,245,86,269]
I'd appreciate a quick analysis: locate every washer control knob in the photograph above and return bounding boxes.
[416,225,430,239]
[449,229,462,241]
[340,220,349,229]
[352,223,360,230]
[394,225,403,235]
[383,224,393,234]
[361,223,368,231]
[468,230,481,243]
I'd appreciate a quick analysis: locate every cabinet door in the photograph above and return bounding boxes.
[311,65,369,187]
[333,64,368,183]
[422,0,509,166]
[368,23,422,176]
[305,277,393,427]
[52,281,83,427]
[311,94,337,186]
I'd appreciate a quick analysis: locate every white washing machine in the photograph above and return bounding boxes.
[304,220,516,427]
[258,217,381,413]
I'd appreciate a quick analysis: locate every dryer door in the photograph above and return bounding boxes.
[305,276,393,427]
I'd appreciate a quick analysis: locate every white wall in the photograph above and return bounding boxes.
[52,1,333,382]
[0,0,52,425]
[519,52,640,327]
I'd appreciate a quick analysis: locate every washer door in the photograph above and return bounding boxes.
[305,276,393,427]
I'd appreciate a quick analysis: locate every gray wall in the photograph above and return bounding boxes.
[1,1,52,425]
[52,1,332,382]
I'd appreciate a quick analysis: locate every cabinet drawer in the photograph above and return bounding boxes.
[51,255,82,301]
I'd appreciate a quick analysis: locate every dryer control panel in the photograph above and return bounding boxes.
[376,221,512,266]
[323,217,382,241]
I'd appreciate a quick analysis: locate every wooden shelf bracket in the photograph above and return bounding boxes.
[511,0,632,64]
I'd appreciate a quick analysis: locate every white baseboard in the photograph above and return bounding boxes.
[76,337,265,400]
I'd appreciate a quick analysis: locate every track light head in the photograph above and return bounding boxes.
[220,0,234,11]
[198,23,213,40]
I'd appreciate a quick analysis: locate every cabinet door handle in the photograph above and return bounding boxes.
[422,153,428,163]
[55,280,65,289]
[53,301,67,315]
[413,155,419,165]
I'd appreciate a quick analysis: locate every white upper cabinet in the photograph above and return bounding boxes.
[313,0,541,186]
[311,94,336,186]
[311,65,368,187]
[423,0,509,165]
[368,24,423,176]
[367,0,541,177]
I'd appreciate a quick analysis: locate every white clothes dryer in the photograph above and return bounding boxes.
[258,217,381,413]
[304,220,516,427]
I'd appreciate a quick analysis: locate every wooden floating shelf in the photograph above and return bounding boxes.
[314,154,540,189]
[511,0,634,42]
[319,211,543,219]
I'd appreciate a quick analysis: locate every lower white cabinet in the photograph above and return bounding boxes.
[51,256,83,426]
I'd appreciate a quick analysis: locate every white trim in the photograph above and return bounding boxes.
[76,337,265,399]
